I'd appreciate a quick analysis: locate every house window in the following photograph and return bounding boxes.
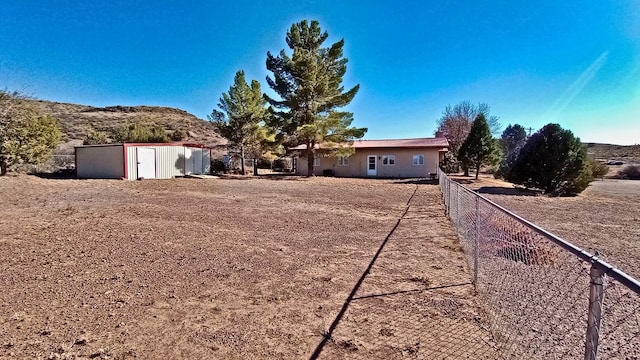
[413,154,424,165]
[338,156,349,166]
[313,155,320,167]
[381,155,395,166]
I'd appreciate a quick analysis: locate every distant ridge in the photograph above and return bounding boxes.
[27,100,225,154]
[584,143,640,164]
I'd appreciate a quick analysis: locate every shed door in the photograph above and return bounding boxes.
[184,147,194,174]
[192,148,203,174]
[136,148,156,179]
[367,155,377,176]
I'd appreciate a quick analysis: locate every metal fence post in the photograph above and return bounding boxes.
[473,195,479,287]
[585,259,606,360]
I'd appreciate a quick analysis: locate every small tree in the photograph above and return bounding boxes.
[498,124,527,178]
[0,90,62,175]
[506,123,593,195]
[265,20,366,176]
[458,114,501,179]
[209,70,271,175]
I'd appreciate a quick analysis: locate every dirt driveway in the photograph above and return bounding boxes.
[0,175,495,359]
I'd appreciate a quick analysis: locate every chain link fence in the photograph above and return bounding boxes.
[438,169,640,359]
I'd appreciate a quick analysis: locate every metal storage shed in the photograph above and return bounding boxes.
[75,143,212,180]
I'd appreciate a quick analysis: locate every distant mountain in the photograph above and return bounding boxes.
[28,100,225,154]
[585,143,640,164]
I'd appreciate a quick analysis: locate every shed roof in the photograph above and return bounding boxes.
[289,137,449,150]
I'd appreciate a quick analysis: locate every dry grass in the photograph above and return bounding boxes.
[0,175,496,359]
[456,174,640,279]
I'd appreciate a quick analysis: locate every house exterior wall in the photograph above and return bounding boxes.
[297,147,443,177]
[76,145,125,179]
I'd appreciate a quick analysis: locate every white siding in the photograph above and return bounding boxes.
[125,145,186,180]
[202,149,211,174]
[76,145,124,179]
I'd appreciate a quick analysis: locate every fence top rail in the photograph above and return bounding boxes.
[438,169,640,295]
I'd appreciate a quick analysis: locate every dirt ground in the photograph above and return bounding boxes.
[0,175,496,359]
[456,175,640,279]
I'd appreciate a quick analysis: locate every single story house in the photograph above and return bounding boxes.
[75,143,212,180]
[289,135,449,178]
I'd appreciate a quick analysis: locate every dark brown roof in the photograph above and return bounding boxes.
[289,137,449,150]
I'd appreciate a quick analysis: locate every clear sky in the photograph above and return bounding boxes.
[1,1,639,145]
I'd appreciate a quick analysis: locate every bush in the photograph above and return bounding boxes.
[170,129,187,141]
[505,123,593,195]
[590,160,609,179]
[83,129,109,145]
[211,159,226,174]
[617,165,640,180]
[439,152,460,173]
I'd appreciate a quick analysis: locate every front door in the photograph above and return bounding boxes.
[367,155,377,176]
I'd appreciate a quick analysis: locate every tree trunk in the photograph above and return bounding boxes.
[306,147,315,177]
[0,161,6,176]
[475,164,480,179]
[240,145,245,175]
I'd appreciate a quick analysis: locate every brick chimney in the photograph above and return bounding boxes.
[435,131,444,138]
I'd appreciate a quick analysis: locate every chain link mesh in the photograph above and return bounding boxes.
[439,170,640,359]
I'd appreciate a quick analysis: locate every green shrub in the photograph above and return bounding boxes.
[505,123,593,195]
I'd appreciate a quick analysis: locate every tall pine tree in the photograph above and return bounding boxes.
[265,20,366,176]
[209,70,271,174]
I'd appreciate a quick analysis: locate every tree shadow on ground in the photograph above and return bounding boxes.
[476,186,542,196]
[30,170,77,180]
[392,178,438,185]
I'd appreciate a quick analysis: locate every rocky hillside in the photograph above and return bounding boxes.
[28,100,225,154]
[585,142,640,164]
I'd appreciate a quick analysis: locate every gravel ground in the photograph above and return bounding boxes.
[0,174,495,359]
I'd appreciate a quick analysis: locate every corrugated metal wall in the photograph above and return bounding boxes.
[125,145,218,179]
[125,145,187,180]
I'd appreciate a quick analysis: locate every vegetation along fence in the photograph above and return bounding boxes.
[437,168,640,359]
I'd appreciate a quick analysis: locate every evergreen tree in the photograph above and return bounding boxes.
[498,124,527,178]
[0,90,62,175]
[458,114,501,179]
[265,20,366,176]
[506,123,593,195]
[209,70,271,174]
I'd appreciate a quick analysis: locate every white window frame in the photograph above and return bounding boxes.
[381,155,396,166]
[413,154,424,166]
[337,156,349,166]
[313,154,320,167]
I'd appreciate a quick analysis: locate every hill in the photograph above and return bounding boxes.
[28,100,225,154]
[585,142,640,164]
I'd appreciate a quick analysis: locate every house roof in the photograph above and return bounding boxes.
[289,137,449,150]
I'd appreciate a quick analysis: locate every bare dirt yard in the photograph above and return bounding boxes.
[0,175,496,359]
[456,175,640,279]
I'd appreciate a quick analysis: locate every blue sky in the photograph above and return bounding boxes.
[1,1,639,145]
